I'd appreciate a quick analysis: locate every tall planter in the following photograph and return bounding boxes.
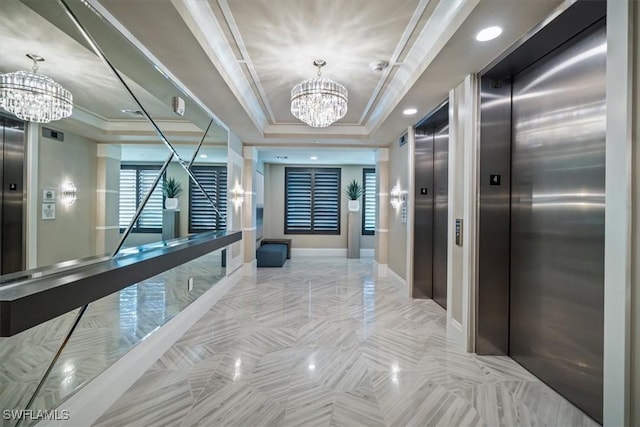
[347,211,360,259]
[345,180,363,259]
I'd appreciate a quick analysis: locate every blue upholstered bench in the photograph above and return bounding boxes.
[256,243,287,267]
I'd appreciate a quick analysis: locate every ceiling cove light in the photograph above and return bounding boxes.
[291,59,348,128]
[310,156,318,160]
[475,26,503,42]
[0,54,73,123]
[403,108,418,116]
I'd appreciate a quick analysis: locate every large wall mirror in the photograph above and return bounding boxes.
[0,0,229,277]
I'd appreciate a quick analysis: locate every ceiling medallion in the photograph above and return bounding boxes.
[0,54,73,123]
[291,59,347,128]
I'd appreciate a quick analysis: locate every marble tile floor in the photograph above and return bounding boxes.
[95,257,598,427]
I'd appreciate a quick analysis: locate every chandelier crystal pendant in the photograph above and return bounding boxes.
[0,54,73,123]
[291,59,347,128]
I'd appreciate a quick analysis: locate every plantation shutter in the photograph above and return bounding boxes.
[285,169,312,232]
[189,166,227,232]
[137,169,163,229]
[313,169,340,233]
[362,168,376,235]
[118,169,137,229]
[285,167,340,234]
[118,166,163,232]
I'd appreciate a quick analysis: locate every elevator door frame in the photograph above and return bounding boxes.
[475,4,607,423]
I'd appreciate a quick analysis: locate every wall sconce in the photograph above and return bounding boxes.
[230,184,244,207]
[390,185,402,209]
[60,182,77,206]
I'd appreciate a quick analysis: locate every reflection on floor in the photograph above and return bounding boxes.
[0,251,225,427]
[95,258,598,427]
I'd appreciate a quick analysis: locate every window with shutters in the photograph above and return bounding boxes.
[119,165,164,233]
[189,166,227,232]
[362,168,376,235]
[285,167,341,235]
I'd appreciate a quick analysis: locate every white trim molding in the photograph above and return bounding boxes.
[291,248,347,257]
[387,267,409,297]
[603,1,635,425]
[374,262,388,277]
[360,249,374,258]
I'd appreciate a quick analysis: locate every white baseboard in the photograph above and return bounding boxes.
[447,317,466,349]
[292,248,346,257]
[38,268,243,427]
[243,260,257,275]
[360,248,374,257]
[290,248,375,258]
[374,262,388,277]
[387,267,409,297]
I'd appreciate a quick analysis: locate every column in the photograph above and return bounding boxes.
[95,144,121,255]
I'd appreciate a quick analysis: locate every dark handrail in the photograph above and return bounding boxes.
[0,230,241,337]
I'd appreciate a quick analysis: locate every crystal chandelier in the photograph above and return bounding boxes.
[0,54,73,123]
[291,60,347,128]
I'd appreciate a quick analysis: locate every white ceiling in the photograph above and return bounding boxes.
[59,0,565,147]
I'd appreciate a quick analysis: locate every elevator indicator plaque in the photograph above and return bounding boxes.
[420,188,428,195]
[490,174,501,186]
[455,219,463,246]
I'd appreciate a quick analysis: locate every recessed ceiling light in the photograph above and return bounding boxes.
[475,26,502,42]
[314,140,320,144]
[403,108,418,116]
[199,154,208,158]
[310,156,318,160]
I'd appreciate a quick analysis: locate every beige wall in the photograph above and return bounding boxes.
[387,139,409,278]
[263,163,375,251]
[37,127,97,266]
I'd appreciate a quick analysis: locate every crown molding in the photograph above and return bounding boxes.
[365,0,480,135]
[171,0,268,132]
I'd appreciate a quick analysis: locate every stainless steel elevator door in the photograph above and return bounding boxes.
[0,116,25,275]
[510,26,605,423]
[432,123,448,308]
[413,130,434,299]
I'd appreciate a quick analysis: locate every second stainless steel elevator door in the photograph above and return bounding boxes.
[510,25,605,423]
[413,129,434,300]
[432,123,448,308]
[413,116,448,308]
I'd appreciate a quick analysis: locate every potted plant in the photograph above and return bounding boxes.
[345,179,364,212]
[163,177,183,210]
